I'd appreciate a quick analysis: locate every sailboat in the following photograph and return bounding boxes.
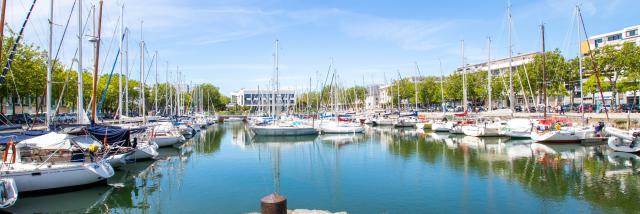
[531,10,595,143]
[0,0,114,195]
[250,40,317,136]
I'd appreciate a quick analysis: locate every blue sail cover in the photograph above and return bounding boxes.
[0,130,50,145]
[86,125,146,146]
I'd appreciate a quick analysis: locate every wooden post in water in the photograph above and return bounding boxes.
[260,193,287,214]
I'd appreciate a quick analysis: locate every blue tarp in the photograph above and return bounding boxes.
[86,124,146,146]
[0,130,50,145]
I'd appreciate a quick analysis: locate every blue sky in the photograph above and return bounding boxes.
[6,0,640,95]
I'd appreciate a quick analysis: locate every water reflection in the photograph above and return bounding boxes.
[4,123,640,213]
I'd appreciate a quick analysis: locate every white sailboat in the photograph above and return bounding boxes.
[250,40,318,136]
[0,133,114,193]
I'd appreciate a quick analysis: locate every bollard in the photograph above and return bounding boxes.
[261,193,287,214]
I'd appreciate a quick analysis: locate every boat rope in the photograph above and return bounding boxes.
[97,32,126,114]
[0,0,38,86]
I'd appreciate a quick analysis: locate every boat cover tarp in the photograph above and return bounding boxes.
[0,130,50,145]
[86,124,146,146]
[18,132,70,149]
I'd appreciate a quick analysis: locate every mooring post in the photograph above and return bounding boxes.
[261,193,287,214]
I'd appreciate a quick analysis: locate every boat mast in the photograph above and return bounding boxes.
[439,59,445,114]
[487,37,492,112]
[140,21,146,124]
[125,25,129,118]
[0,0,6,77]
[461,40,467,112]
[76,1,87,124]
[90,0,103,123]
[413,62,419,111]
[155,51,158,114]
[508,0,514,116]
[577,6,609,121]
[46,0,53,128]
[274,39,279,119]
[118,4,124,123]
[541,24,547,119]
[576,6,584,121]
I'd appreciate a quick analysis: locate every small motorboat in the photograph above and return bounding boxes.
[0,178,17,208]
[604,127,640,153]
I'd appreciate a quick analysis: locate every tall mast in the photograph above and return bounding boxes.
[487,37,492,112]
[46,0,53,128]
[413,62,419,111]
[155,51,158,114]
[541,24,547,119]
[0,0,7,69]
[118,4,124,123]
[576,6,584,120]
[125,25,129,117]
[461,40,467,112]
[162,61,166,115]
[275,39,279,118]
[91,0,104,123]
[439,59,445,114]
[76,0,84,123]
[508,0,514,116]
[140,21,146,124]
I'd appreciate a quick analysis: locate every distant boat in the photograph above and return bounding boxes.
[605,127,640,153]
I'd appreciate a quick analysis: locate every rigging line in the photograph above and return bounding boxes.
[143,52,156,83]
[51,0,77,72]
[16,0,45,52]
[98,14,121,75]
[97,32,125,114]
[0,0,38,86]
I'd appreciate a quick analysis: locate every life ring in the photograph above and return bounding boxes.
[3,141,16,164]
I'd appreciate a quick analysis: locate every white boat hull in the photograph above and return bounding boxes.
[1,161,114,193]
[530,128,593,143]
[449,126,464,134]
[251,126,318,136]
[321,125,364,134]
[431,122,452,132]
[153,135,184,147]
[462,125,503,137]
[126,142,159,160]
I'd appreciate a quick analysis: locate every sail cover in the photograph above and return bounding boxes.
[86,124,146,146]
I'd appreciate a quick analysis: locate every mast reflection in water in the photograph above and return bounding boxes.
[4,123,640,213]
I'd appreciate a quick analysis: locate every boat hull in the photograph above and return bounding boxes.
[1,161,114,193]
[251,126,318,136]
[462,126,502,137]
[321,125,364,134]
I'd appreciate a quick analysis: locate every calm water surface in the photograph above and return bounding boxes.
[6,123,640,213]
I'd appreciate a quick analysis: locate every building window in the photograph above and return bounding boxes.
[627,29,638,37]
[607,34,622,41]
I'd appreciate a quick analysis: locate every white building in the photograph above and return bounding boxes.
[585,25,640,51]
[230,88,296,112]
[455,52,539,76]
[582,25,640,107]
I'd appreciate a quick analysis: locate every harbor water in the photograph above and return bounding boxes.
[6,123,640,213]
